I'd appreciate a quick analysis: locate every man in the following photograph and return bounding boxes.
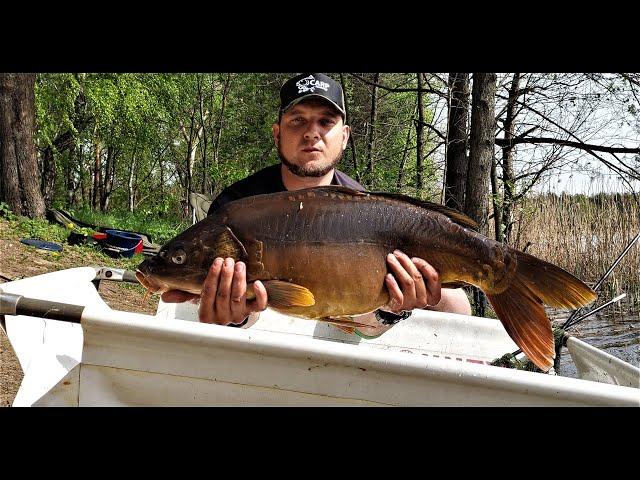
[162,73,471,335]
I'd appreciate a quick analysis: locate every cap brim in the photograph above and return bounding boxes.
[282,94,346,118]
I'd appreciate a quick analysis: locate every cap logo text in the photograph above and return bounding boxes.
[296,75,330,94]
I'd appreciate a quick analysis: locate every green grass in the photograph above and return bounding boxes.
[1,202,156,273]
[2,202,71,243]
[12,216,70,243]
[66,208,190,245]
[1,201,188,247]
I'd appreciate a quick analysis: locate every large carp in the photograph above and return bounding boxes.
[136,186,597,371]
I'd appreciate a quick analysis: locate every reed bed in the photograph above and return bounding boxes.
[511,192,639,306]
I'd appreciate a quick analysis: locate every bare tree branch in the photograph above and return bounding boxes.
[618,73,640,105]
[413,119,446,141]
[495,136,640,155]
[509,98,640,181]
[349,73,447,98]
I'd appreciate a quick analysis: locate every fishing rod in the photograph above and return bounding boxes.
[550,292,629,372]
[564,293,626,330]
[504,230,639,367]
[561,230,640,330]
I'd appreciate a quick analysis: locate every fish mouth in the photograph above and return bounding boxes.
[136,267,203,297]
[135,269,167,295]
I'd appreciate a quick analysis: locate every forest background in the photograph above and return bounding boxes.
[0,72,638,300]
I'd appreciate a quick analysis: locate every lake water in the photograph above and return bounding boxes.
[550,297,639,378]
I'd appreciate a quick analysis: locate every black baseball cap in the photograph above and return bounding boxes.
[279,73,346,120]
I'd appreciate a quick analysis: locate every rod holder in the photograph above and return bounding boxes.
[0,288,84,324]
[0,290,22,316]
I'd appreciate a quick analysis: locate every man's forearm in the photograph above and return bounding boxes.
[426,288,471,315]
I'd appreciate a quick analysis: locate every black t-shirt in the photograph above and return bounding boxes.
[207,163,365,215]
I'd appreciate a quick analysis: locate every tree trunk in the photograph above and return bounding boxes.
[211,73,232,196]
[101,145,116,211]
[181,111,206,217]
[92,139,102,210]
[42,147,56,208]
[0,73,46,218]
[364,73,379,185]
[500,73,521,244]
[188,125,204,196]
[80,157,88,208]
[62,85,89,208]
[0,131,22,215]
[415,73,425,195]
[0,72,23,214]
[397,102,417,190]
[41,129,75,209]
[197,75,208,195]
[465,73,496,236]
[100,145,110,211]
[159,156,164,200]
[444,73,470,211]
[66,147,76,206]
[339,73,359,181]
[128,153,137,213]
[490,155,502,242]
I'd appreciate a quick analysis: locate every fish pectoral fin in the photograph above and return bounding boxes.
[322,316,358,335]
[330,324,356,335]
[322,316,373,329]
[263,280,315,307]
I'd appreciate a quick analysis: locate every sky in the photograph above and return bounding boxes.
[535,169,640,195]
[493,73,639,196]
[425,73,639,196]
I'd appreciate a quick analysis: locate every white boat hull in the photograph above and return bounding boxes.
[2,267,639,406]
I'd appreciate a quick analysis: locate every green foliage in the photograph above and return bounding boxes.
[34,73,81,148]
[210,162,253,193]
[33,73,439,220]
[337,73,440,198]
[117,253,148,272]
[68,208,189,245]
[14,217,69,243]
[0,202,17,220]
[490,352,539,371]
[73,226,96,236]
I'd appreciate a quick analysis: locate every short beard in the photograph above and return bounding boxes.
[278,146,343,178]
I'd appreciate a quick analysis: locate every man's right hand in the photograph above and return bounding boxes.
[161,257,268,326]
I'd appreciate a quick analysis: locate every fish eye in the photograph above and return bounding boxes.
[172,248,187,265]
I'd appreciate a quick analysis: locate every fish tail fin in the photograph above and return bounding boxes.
[486,278,555,372]
[486,250,597,372]
[510,250,598,309]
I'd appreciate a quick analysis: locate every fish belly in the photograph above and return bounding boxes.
[253,240,391,318]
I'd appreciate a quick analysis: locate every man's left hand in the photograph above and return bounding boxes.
[381,249,441,314]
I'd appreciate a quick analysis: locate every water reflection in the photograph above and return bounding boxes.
[551,298,639,378]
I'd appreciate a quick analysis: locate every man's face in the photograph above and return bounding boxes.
[273,99,350,177]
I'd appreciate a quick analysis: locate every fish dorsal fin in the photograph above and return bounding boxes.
[263,280,315,308]
[307,186,368,197]
[215,227,249,262]
[308,185,478,230]
[370,191,479,231]
[308,186,478,231]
